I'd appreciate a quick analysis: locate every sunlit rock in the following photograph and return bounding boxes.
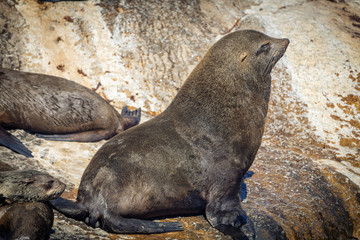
[0,0,359,239]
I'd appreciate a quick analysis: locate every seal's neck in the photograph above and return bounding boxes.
[164,61,271,138]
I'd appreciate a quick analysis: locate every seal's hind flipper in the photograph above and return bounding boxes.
[36,129,110,142]
[121,106,141,130]
[51,198,183,234]
[101,211,183,234]
[0,125,33,157]
[50,197,88,221]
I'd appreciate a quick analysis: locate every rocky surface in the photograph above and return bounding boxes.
[0,0,359,239]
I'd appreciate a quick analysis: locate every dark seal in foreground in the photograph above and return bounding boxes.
[0,162,64,240]
[0,69,141,157]
[0,202,54,240]
[52,30,289,239]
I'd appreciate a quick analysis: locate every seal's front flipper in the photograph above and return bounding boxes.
[205,187,256,240]
[215,225,250,240]
[121,106,141,130]
[0,125,33,157]
[50,197,88,221]
[101,211,183,234]
[36,129,110,142]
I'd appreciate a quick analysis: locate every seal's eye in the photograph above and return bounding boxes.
[256,42,270,56]
[45,180,54,189]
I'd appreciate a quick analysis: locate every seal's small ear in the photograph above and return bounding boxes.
[240,53,248,63]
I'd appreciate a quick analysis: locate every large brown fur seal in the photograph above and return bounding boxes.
[0,68,141,157]
[51,30,289,239]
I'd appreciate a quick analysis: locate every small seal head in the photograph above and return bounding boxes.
[0,170,66,205]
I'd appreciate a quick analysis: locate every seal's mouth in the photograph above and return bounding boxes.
[263,39,289,76]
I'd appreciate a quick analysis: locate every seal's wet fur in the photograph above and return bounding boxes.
[51,30,289,238]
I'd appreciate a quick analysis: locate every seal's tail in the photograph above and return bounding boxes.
[50,197,183,234]
[0,125,33,158]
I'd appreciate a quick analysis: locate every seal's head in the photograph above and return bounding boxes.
[0,170,66,204]
[204,30,289,81]
[170,30,289,122]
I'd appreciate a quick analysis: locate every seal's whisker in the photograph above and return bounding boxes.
[263,55,275,76]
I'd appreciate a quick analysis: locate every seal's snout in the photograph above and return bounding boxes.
[46,179,66,199]
[282,38,290,49]
[279,38,289,53]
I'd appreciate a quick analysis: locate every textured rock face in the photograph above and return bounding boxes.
[0,0,359,239]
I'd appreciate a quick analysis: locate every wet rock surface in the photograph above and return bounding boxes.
[0,0,359,239]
